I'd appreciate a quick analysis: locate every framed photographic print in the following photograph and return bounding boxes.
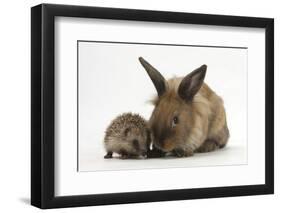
[31,3,274,209]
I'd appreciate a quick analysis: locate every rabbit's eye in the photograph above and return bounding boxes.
[172,116,179,127]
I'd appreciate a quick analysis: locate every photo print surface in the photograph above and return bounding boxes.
[77,41,247,172]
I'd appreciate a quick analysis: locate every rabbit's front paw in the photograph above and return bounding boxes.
[173,148,193,157]
[196,139,219,153]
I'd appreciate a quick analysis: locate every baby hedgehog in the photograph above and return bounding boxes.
[104,113,151,159]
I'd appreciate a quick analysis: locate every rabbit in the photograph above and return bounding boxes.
[139,57,229,157]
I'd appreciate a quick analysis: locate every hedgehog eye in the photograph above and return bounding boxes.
[172,116,179,128]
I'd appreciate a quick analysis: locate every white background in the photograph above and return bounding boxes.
[0,0,280,212]
[77,42,248,171]
[78,42,248,171]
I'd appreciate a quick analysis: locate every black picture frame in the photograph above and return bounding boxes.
[31,3,274,209]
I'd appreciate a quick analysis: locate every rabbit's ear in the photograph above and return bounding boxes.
[139,57,167,97]
[178,65,207,101]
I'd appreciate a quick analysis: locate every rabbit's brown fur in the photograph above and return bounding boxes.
[139,57,229,157]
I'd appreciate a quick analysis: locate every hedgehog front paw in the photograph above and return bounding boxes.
[120,154,129,159]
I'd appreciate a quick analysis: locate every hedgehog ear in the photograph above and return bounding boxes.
[124,127,131,136]
[178,65,207,101]
[139,57,167,97]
